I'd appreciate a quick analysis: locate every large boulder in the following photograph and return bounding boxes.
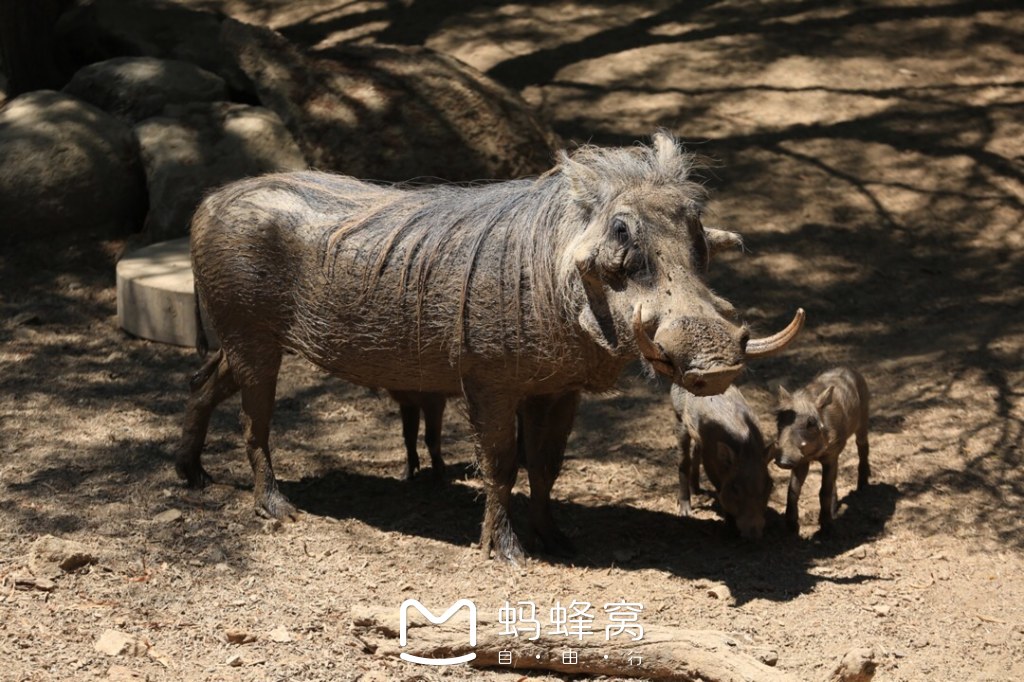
[0,90,146,242]
[62,56,228,124]
[135,101,306,240]
[220,19,560,182]
[56,0,252,95]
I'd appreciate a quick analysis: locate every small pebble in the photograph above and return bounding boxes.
[152,509,182,524]
[707,585,732,601]
[268,625,294,643]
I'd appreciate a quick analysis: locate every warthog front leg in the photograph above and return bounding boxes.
[856,425,870,491]
[677,429,695,517]
[818,454,839,533]
[177,350,239,488]
[465,384,522,563]
[520,391,580,556]
[785,460,811,533]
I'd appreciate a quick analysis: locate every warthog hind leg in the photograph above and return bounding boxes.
[177,350,239,488]
[234,344,297,521]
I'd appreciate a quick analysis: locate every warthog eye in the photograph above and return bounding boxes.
[612,217,630,245]
[807,416,818,429]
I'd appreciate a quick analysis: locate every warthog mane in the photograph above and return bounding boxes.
[298,136,708,363]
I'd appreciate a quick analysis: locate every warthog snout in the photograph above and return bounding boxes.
[736,515,766,541]
[774,451,800,469]
[634,308,805,396]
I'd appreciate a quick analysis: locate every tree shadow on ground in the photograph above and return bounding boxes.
[280,465,898,605]
[3,0,1021,588]
[486,0,1020,89]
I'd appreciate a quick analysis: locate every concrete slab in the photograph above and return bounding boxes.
[116,237,217,348]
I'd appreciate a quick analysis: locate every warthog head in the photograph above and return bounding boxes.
[774,383,833,468]
[563,131,802,395]
[716,441,777,540]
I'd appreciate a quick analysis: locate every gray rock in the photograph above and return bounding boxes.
[0,91,146,241]
[707,584,733,601]
[829,647,877,682]
[57,0,251,94]
[135,102,305,240]
[95,630,146,657]
[220,19,560,182]
[151,508,183,524]
[63,57,227,124]
[28,534,101,579]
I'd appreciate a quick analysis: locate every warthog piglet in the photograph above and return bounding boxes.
[774,367,870,533]
[672,384,775,539]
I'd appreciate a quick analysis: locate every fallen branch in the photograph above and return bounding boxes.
[351,606,795,682]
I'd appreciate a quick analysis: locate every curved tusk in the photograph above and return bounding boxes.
[745,308,805,358]
[632,306,664,359]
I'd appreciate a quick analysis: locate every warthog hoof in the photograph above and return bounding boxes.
[523,521,576,558]
[402,461,446,483]
[495,535,526,565]
[486,518,525,565]
[256,489,300,522]
[176,461,214,489]
[540,529,576,558]
[402,462,419,482]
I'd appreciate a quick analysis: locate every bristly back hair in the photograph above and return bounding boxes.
[319,132,710,360]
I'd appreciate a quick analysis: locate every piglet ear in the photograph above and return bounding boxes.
[816,385,835,410]
[777,385,792,407]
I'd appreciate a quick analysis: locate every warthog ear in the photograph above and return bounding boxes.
[777,385,793,408]
[705,228,744,257]
[559,150,600,210]
[653,130,679,167]
[651,130,696,182]
[816,385,835,410]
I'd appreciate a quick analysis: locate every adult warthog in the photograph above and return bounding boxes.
[179,132,803,562]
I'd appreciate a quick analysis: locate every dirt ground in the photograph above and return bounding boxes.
[2,1,1023,680]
